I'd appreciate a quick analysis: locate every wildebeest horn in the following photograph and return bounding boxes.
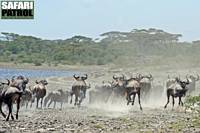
[0,79,10,85]
[148,74,153,81]
[186,78,190,84]
[82,74,88,80]
[195,74,200,81]
[6,79,10,85]
[113,75,118,80]
[35,80,39,84]
[168,75,170,79]
[73,74,80,80]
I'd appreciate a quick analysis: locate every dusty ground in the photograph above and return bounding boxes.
[1,65,200,133]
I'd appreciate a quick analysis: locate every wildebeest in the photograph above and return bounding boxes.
[44,89,69,109]
[0,76,29,121]
[164,77,190,109]
[140,74,153,100]
[110,74,144,110]
[70,74,90,106]
[186,74,199,94]
[21,86,34,109]
[32,79,48,108]
[111,75,127,98]
[123,74,145,110]
[89,81,113,104]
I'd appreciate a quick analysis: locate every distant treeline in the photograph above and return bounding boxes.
[0,28,200,66]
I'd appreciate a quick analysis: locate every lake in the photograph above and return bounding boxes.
[0,68,80,79]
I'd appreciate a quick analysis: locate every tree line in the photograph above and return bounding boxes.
[0,28,200,66]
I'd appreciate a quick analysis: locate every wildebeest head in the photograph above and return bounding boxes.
[35,79,48,85]
[81,74,88,81]
[73,74,80,80]
[112,74,126,87]
[0,79,10,86]
[175,77,190,89]
[11,76,29,91]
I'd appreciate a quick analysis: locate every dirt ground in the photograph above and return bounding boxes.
[1,65,200,133]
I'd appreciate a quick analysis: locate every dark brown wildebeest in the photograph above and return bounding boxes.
[110,74,144,110]
[0,76,29,121]
[164,77,190,109]
[44,89,69,109]
[32,79,48,108]
[123,74,145,110]
[70,74,90,106]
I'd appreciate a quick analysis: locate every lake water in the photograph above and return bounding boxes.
[0,68,80,79]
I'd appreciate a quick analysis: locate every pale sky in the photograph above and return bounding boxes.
[0,0,199,41]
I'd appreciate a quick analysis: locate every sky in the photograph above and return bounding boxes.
[0,0,200,41]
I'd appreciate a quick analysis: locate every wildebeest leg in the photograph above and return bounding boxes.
[172,96,175,110]
[137,92,142,111]
[126,94,131,105]
[30,101,33,108]
[16,98,20,120]
[0,101,6,118]
[164,91,170,109]
[41,98,43,108]
[36,98,39,108]
[48,100,53,108]
[53,101,56,109]
[179,96,184,106]
[26,101,28,109]
[132,94,136,105]
[70,93,73,104]
[74,95,78,106]
[6,102,13,121]
[60,102,63,109]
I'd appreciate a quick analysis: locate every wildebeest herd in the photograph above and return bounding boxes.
[0,73,199,121]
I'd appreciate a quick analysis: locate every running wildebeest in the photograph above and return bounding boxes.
[0,76,29,121]
[164,77,190,109]
[89,81,113,104]
[70,74,90,106]
[32,79,48,108]
[140,74,153,100]
[44,89,69,109]
[124,74,145,110]
[110,74,144,110]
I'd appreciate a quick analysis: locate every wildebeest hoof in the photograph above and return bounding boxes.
[2,114,6,118]
[140,107,143,111]
[11,115,14,120]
